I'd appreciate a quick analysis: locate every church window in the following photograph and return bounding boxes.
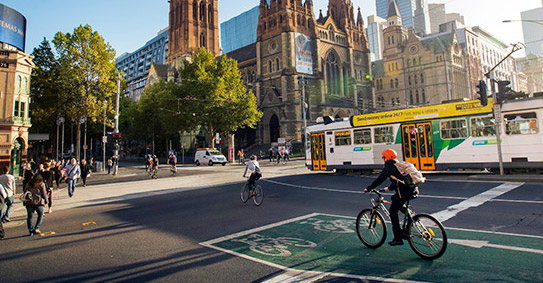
[408,75,411,86]
[409,90,413,104]
[200,2,206,22]
[276,58,280,71]
[208,4,213,25]
[308,19,312,28]
[390,79,393,89]
[302,16,306,27]
[420,73,424,84]
[268,60,273,73]
[280,15,283,24]
[394,78,398,88]
[263,22,267,31]
[297,15,301,25]
[391,36,395,44]
[416,90,420,104]
[193,1,198,20]
[391,98,395,106]
[200,32,206,48]
[414,74,418,84]
[387,37,390,45]
[422,89,426,103]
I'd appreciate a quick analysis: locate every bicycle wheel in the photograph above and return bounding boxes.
[407,213,447,260]
[356,209,387,248]
[253,184,264,206]
[240,183,250,203]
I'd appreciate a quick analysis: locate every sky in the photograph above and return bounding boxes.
[2,0,542,58]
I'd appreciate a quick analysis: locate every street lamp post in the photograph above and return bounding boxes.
[503,19,543,26]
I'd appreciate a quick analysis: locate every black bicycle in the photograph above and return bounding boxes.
[240,178,263,206]
[355,189,447,260]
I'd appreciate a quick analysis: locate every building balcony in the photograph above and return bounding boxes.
[1,116,32,126]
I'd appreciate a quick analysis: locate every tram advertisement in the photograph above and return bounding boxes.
[351,99,493,128]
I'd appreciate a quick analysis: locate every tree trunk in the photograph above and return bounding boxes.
[76,122,81,161]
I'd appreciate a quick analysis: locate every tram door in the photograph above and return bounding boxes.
[401,122,435,170]
[310,133,327,170]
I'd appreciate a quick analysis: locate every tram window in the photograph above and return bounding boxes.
[354,129,371,144]
[440,119,468,139]
[335,131,352,146]
[374,126,394,144]
[470,117,496,137]
[504,112,539,135]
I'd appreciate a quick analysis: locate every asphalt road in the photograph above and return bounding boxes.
[1,161,541,282]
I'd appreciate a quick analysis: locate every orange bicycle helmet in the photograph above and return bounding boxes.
[382,149,397,161]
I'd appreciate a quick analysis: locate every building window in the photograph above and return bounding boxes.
[14,100,19,117]
[394,78,398,88]
[408,75,411,86]
[504,112,539,135]
[409,90,413,105]
[200,33,206,48]
[200,2,205,21]
[416,90,419,104]
[16,75,21,93]
[268,60,273,73]
[470,116,496,137]
[276,58,280,71]
[354,129,371,144]
[422,89,426,104]
[20,102,25,118]
[374,126,394,144]
[208,4,213,25]
[441,119,468,139]
[335,131,352,146]
[193,1,198,20]
[420,73,424,84]
[390,79,393,89]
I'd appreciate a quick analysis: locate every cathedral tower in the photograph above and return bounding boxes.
[168,0,220,68]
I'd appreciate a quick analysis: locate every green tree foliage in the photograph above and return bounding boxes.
[179,48,262,146]
[31,25,119,160]
[30,38,62,134]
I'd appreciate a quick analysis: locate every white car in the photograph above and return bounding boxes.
[194,148,227,166]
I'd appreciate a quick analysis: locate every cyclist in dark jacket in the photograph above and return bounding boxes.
[364,149,417,246]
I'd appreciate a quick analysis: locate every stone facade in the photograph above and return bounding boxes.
[235,0,373,144]
[168,0,220,69]
[0,47,34,175]
[372,1,469,110]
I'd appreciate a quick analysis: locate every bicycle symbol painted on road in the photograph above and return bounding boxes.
[232,234,317,257]
[298,217,355,234]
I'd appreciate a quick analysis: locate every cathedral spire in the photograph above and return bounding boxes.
[387,0,402,26]
[357,7,364,27]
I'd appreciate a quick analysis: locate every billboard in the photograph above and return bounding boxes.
[0,4,26,52]
[295,33,313,75]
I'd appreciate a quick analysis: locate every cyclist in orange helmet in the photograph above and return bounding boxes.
[364,148,417,246]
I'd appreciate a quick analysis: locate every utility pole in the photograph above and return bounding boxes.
[484,43,523,176]
[300,75,308,156]
[103,101,107,172]
[114,73,121,158]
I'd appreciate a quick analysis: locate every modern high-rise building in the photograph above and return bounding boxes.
[520,1,543,56]
[366,15,388,61]
[220,6,259,54]
[428,3,445,34]
[376,0,431,35]
[115,28,168,101]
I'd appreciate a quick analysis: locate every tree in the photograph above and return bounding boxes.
[52,24,118,160]
[30,39,62,134]
[180,48,262,146]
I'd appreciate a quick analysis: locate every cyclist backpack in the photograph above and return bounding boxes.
[393,161,426,187]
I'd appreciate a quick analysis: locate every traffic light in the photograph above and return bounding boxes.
[497,80,512,104]
[112,133,122,141]
[475,80,488,106]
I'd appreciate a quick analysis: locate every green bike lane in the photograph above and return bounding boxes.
[201,213,543,282]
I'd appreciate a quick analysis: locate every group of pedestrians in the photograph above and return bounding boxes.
[0,157,97,238]
[268,147,290,164]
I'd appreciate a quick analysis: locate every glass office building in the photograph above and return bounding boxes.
[220,6,259,54]
[115,28,168,100]
[376,0,430,35]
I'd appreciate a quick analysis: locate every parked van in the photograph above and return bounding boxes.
[194,148,227,166]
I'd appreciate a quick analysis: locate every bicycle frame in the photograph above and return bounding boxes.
[368,190,416,232]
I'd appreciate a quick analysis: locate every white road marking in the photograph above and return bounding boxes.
[431,182,524,223]
[449,239,543,254]
[263,179,539,204]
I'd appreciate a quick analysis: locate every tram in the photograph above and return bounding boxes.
[306,97,543,172]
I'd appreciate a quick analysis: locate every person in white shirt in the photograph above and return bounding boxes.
[65,158,81,198]
[243,155,262,193]
[0,166,16,223]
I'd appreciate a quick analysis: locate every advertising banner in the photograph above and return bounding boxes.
[350,99,494,128]
[0,4,26,52]
[295,33,313,75]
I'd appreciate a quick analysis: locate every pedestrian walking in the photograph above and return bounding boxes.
[23,163,34,191]
[0,190,5,239]
[112,155,119,175]
[53,161,63,189]
[40,163,54,214]
[64,158,80,198]
[0,166,15,223]
[80,159,91,187]
[107,158,112,174]
[23,174,48,236]
[268,147,273,162]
